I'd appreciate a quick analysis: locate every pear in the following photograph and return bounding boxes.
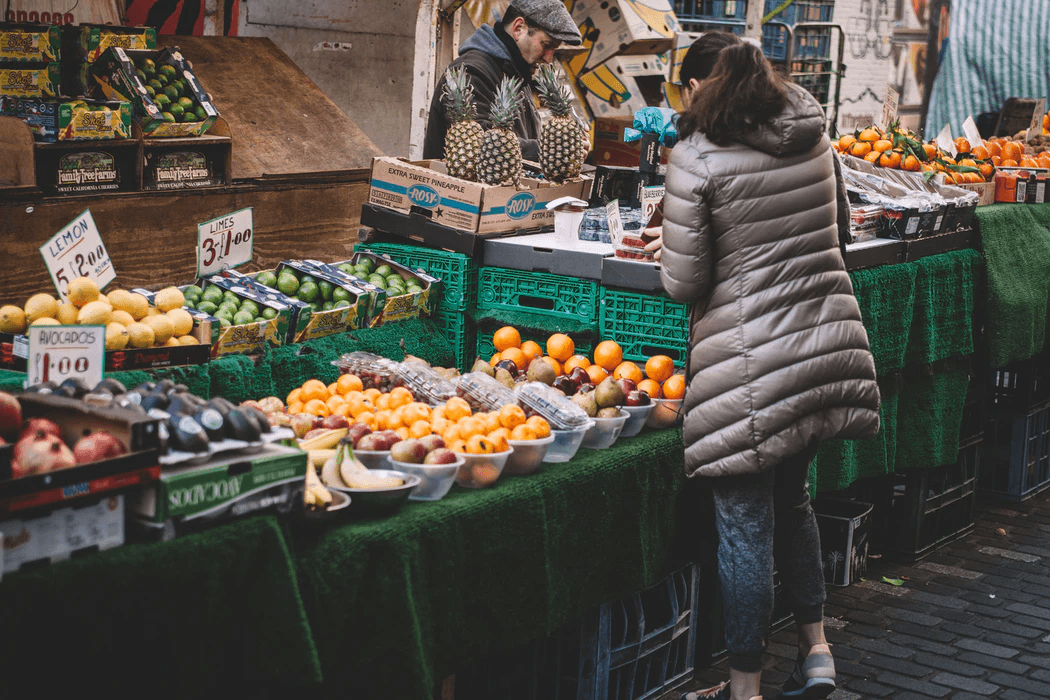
[495,367,515,389]
[526,357,556,386]
[471,357,495,377]
[595,376,625,409]
[571,391,598,417]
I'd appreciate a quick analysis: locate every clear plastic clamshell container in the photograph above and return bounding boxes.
[332,351,398,391]
[391,361,457,405]
[514,381,592,430]
[455,372,515,412]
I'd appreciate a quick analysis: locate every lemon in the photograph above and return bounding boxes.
[142,314,174,344]
[177,335,199,345]
[127,292,150,320]
[155,287,185,312]
[24,293,58,323]
[105,322,129,350]
[126,322,155,348]
[77,300,112,325]
[0,305,26,334]
[166,308,194,336]
[55,302,79,325]
[111,310,135,326]
[108,289,135,313]
[165,337,181,347]
[67,277,100,308]
[146,307,160,317]
[30,317,60,326]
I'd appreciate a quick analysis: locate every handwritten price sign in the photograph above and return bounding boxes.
[197,207,253,277]
[39,209,115,301]
[27,324,105,389]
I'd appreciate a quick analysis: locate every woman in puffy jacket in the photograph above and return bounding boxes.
[660,34,881,700]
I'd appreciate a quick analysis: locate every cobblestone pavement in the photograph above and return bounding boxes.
[666,491,1050,699]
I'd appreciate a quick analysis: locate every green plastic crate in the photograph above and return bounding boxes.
[356,242,478,311]
[475,324,596,364]
[478,267,600,327]
[434,308,477,373]
[600,288,690,365]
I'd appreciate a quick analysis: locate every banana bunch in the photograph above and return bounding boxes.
[304,465,333,507]
[322,442,403,490]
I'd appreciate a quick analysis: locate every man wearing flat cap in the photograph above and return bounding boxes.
[423,0,582,163]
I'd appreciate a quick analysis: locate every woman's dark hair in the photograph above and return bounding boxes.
[677,41,789,145]
[679,31,742,85]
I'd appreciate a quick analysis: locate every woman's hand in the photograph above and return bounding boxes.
[643,226,663,261]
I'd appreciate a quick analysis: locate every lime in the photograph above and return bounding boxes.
[374,264,393,277]
[338,264,355,275]
[233,311,255,326]
[335,301,351,310]
[282,268,303,281]
[222,291,239,305]
[368,275,386,288]
[161,112,176,123]
[169,103,185,118]
[322,301,334,311]
[141,58,157,76]
[277,274,299,295]
[240,300,260,317]
[197,301,218,315]
[178,97,194,110]
[261,307,278,320]
[148,78,163,93]
[256,271,277,288]
[254,317,268,324]
[318,280,334,301]
[309,302,322,312]
[172,79,186,97]
[218,303,239,317]
[357,258,376,274]
[159,64,177,80]
[298,282,319,303]
[201,291,222,307]
[143,85,155,98]
[183,298,196,310]
[205,284,223,296]
[195,106,208,121]
[218,318,231,329]
[332,287,352,303]
[184,284,203,298]
[153,93,170,108]
[135,69,147,82]
[154,72,169,87]
[164,85,179,102]
[386,274,403,285]
[181,111,198,123]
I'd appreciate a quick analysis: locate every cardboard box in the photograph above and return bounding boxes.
[87,46,219,138]
[954,180,995,206]
[667,31,703,84]
[569,0,679,71]
[329,252,442,325]
[190,275,301,356]
[813,499,873,587]
[76,24,156,63]
[592,114,670,169]
[0,23,61,63]
[0,61,59,98]
[0,96,131,142]
[483,232,612,280]
[368,157,593,235]
[994,167,1050,204]
[32,138,140,195]
[141,118,232,190]
[579,54,668,119]
[128,443,306,529]
[1,494,124,573]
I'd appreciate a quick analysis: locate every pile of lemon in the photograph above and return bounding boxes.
[0,278,199,351]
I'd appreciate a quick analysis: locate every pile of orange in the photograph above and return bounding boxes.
[432,397,550,454]
[487,328,686,401]
[833,126,999,183]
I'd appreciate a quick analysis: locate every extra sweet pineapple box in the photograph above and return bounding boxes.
[368,157,593,235]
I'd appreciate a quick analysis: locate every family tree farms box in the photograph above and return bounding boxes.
[368,157,592,235]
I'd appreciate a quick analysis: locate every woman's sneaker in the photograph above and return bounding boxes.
[681,681,761,700]
[780,644,835,698]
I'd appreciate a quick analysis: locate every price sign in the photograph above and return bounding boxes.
[962,115,984,148]
[641,186,665,227]
[39,209,115,302]
[197,207,254,277]
[606,200,625,243]
[1026,98,1047,142]
[935,123,957,157]
[879,87,899,132]
[27,324,105,390]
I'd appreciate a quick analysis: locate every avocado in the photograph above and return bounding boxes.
[224,408,261,442]
[168,414,210,453]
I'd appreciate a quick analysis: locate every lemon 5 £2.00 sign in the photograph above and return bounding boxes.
[197,207,253,277]
[27,324,105,389]
[39,209,115,302]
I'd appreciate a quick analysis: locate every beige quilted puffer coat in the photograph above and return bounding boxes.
[661,84,880,478]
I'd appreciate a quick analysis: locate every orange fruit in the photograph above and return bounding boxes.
[526,415,551,438]
[1001,141,1022,163]
[520,340,543,362]
[337,373,363,395]
[1021,156,1040,168]
[432,417,451,435]
[357,412,378,431]
[286,387,302,406]
[375,409,395,431]
[954,137,971,154]
[498,404,527,429]
[563,354,592,373]
[645,355,675,383]
[986,141,1002,158]
[333,403,352,418]
[546,333,575,362]
[431,405,446,421]
[459,417,486,439]
[902,154,922,171]
[450,438,468,454]
[979,163,995,179]
[922,143,938,159]
[327,381,339,397]
[593,340,623,371]
[480,411,500,434]
[864,151,880,163]
[637,378,662,399]
[511,424,537,441]
[489,352,502,367]
[388,387,413,408]
[585,364,610,384]
[402,402,432,425]
[374,393,393,412]
[444,396,472,422]
[858,127,881,142]
[466,434,496,454]
[493,326,522,352]
[349,397,376,418]
[363,388,383,402]
[848,141,872,158]
[303,399,330,417]
[992,155,1003,166]
[612,361,644,384]
[288,401,304,416]
[325,395,346,413]
[395,426,410,440]
[489,426,511,443]
[872,139,893,153]
[300,379,329,403]
[958,158,977,168]
[488,430,510,453]
[409,419,433,438]
[443,424,463,444]
[838,135,856,151]
[1002,159,1019,168]
[501,347,528,371]
[541,355,562,376]
[971,144,990,160]
[662,374,686,400]
[877,150,902,168]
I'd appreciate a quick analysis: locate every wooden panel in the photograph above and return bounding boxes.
[0,180,369,302]
[0,117,35,188]
[156,35,385,179]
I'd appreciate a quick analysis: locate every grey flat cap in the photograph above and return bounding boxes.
[509,0,583,45]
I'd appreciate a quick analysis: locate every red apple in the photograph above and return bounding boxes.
[616,378,637,396]
[345,422,373,446]
[424,448,458,465]
[267,411,292,428]
[290,413,317,439]
[321,414,350,430]
[418,435,446,453]
[72,431,127,464]
[625,390,651,407]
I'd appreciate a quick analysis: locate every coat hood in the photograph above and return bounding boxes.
[739,83,827,157]
[460,24,513,64]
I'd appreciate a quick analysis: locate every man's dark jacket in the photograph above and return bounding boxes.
[423,23,541,162]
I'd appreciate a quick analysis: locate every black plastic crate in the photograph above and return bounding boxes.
[981,401,1050,502]
[987,349,1050,412]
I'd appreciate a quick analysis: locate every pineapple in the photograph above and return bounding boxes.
[535,64,589,183]
[441,67,484,181]
[477,75,525,187]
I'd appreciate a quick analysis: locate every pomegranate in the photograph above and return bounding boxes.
[20,417,62,441]
[72,431,126,465]
[14,435,75,477]
[0,392,21,440]
[13,428,55,466]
